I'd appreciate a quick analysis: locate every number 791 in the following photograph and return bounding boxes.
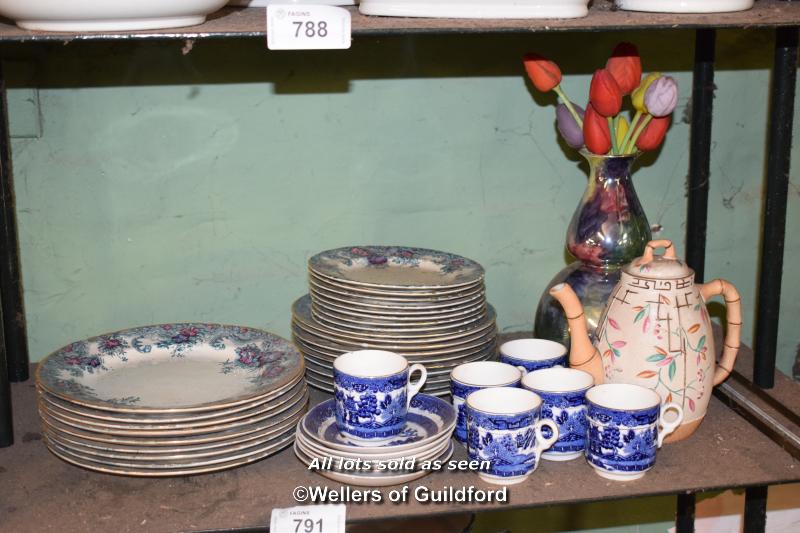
[293,518,323,533]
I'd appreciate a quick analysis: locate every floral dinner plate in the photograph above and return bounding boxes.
[308,246,484,289]
[36,323,304,413]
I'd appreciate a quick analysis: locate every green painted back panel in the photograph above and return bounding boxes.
[5,29,798,377]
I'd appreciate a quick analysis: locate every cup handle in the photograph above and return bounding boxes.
[532,419,559,460]
[516,365,528,376]
[406,364,427,408]
[657,402,684,447]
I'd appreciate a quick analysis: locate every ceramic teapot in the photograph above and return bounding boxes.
[549,239,741,442]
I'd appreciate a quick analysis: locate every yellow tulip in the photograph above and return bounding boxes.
[632,72,662,113]
[615,116,630,149]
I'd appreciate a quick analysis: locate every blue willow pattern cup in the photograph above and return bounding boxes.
[499,338,568,373]
[585,383,684,481]
[522,367,594,461]
[334,350,427,443]
[450,361,523,444]
[466,387,558,485]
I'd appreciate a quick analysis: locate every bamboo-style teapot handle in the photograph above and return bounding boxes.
[697,279,742,386]
[636,239,677,267]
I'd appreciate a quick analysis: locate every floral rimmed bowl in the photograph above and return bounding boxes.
[309,246,484,289]
[36,323,304,413]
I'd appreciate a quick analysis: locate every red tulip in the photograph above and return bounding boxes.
[606,42,642,95]
[589,69,623,117]
[636,116,671,151]
[583,103,611,154]
[523,53,562,92]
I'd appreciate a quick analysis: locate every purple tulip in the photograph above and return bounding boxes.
[556,103,585,149]
[644,76,678,117]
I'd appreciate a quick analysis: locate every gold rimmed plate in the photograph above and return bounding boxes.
[38,381,308,431]
[38,388,309,437]
[38,394,308,448]
[293,295,496,342]
[309,282,485,312]
[310,300,487,326]
[43,412,303,463]
[291,320,497,355]
[308,246,484,290]
[44,430,297,477]
[36,323,304,414]
[309,272,484,301]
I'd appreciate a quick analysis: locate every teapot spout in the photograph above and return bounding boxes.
[548,283,605,385]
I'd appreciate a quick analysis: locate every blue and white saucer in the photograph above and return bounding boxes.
[300,393,456,453]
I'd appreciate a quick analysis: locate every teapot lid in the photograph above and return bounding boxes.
[623,239,694,280]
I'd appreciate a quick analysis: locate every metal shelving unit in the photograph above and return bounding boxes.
[1,2,799,532]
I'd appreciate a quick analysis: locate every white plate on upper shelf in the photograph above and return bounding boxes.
[615,0,753,13]
[359,0,589,19]
[0,0,229,31]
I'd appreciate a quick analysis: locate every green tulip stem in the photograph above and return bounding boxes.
[608,117,619,155]
[553,85,584,128]
[619,110,642,155]
[625,114,653,154]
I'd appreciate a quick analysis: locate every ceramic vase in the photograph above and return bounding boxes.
[534,151,651,347]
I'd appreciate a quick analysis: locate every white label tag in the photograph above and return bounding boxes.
[267,5,351,50]
[270,504,346,533]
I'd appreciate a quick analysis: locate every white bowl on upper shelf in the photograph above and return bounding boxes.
[0,0,229,32]
[359,0,589,19]
[615,0,753,13]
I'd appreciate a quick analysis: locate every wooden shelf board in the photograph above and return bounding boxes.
[1,359,798,533]
[0,1,798,43]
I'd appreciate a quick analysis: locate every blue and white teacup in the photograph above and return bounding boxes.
[466,387,558,485]
[522,367,594,461]
[333,350,427,443]
[585,383,684,481]
[450,361,523,444]
[499,339,568,373]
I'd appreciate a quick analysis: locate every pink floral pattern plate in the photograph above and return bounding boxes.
[36,323,303,412]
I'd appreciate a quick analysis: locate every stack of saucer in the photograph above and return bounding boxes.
[35,324,308,477]
[294,394,456,487]
[292,246,498,396]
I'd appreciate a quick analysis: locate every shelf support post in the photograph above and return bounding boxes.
[754,26,799,389]
[675,492,696,533]
[743,486,768,533]
[0,60,28,384]
[686,28,716,283]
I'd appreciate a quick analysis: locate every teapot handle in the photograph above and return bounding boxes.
[697,279,742,386]
[636,239,677,267]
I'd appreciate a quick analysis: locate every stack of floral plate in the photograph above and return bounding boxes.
[294,394,456,487]
[292,246,497,396]
[35,324,308,477]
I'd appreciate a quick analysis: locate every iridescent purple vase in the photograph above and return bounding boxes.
[534,151,651,347]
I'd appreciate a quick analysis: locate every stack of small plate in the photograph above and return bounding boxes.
[294,394,456,487]
[292,246,498,396]
[35,323,308,477]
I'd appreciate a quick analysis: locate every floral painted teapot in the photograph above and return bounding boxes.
[549,239,742,442]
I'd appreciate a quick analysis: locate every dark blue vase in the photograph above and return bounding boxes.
[534,151,651,347]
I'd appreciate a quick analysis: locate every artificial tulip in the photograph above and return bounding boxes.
[606,42,642,95]
[644,76,678,117]
[615,116,629,151]
[632,72,661,113]
[589,69,622,117]
[636,116,671,151]
[584,103,612,154]
[557,103,585,149]
[523,53,562,92]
